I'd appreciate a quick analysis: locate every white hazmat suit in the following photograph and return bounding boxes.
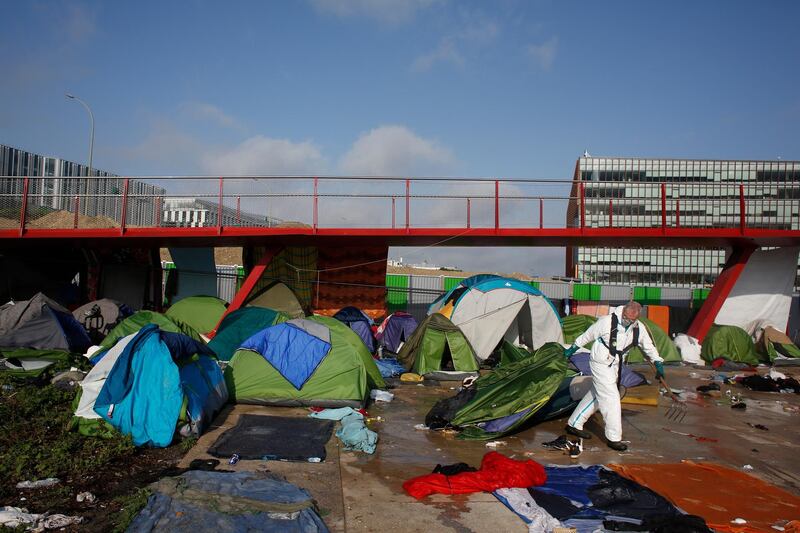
[567,306,662,442]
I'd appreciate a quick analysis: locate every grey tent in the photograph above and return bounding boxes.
[0,293,91,353]
[72,298,133,344]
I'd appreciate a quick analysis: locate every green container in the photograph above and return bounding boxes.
[633,286,661,305]
[386,274,409,310]
[692,288,711,308]
[443,277,465,291]
[573,283,601,301]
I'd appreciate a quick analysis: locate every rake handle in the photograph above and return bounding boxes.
[647,360,682,403]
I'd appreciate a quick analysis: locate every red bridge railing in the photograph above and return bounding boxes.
[0,176,798,236]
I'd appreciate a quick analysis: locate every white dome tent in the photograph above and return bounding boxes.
[428,275,563,360]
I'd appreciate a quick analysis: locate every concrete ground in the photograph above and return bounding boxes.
[181,365,800,532]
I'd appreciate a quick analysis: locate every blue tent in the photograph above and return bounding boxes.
[74,325,228,447]
[333,306,376,352]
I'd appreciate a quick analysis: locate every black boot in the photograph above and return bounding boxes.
[607,440,628,451]
[565,425,592,439]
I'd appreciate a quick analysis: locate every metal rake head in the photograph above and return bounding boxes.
[664,399,687,423]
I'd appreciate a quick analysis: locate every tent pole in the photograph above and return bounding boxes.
[207,246,283,338]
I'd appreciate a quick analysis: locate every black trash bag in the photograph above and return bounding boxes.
[425,387,477,429]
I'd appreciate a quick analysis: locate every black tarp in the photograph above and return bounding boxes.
[209,415,334,461]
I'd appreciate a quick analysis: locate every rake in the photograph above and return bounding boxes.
[648,361,687,423]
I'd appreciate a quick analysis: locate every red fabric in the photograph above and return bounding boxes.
[402,452,547,500]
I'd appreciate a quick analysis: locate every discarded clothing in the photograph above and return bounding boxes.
[403,452,547,500]
[739,374,800,393]
[533,465,604,519]
[309,407,378,454]
[587,469,680,520]
[0,507,83,530]
[604,513,713,532]
[610,462,800,533]
[432,462,477,476]
[209,414,334,461]
[527,488,581,521]
[374,357,405,378]
[494,488,561,533]
[127,470,328,533]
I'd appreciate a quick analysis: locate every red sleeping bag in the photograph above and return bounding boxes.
[403,451,547,500]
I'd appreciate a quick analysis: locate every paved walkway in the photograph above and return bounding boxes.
[181,365,800,532]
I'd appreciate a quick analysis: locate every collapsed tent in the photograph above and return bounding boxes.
[225,316,385,407]
[72,299,133,344]
[73,325,227,447]
[376,312,418,353]
[756,326,800,362]
[563,313,681,363]
[208,307,288,361]
[425,343,572,440]
[0,293,91,353]
[166,295,227,335]
[245,281,305,319]
[428,276,563,360]
[701,324,759,366]
[333,306,376,352]
[396,313,478,380]
[99,311,204,352]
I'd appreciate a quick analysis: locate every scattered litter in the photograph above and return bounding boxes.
[0,507,83,530]
[662,427,718,443]
[688,371,701,378]
[307,457,321,463]
[769,369,787,380]
[414,424,429,430]
[696,383,721,395]
[370,389,394,402]
[76,491,96,503]
[400,372,424,382]
[742,464,754,471]
[732,518,747,524]
[567,439,582,458]
[747,422,769,431]
[485,440,507,448]
[731,402,747,409]
[228,454,240,465]
[16,478,59,489]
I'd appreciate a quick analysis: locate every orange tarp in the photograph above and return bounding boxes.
[645,304,670,335]
[610,462,800,533]
[313,246,388,320]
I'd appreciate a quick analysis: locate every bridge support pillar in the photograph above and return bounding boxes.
[208,246,283,338]
[687,244,757,342]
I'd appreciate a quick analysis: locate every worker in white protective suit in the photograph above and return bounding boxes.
[563,301,664,451]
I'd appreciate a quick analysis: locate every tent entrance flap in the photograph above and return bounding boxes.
[460,299,527,361]
[440,339,455,371]
[502,299,534,349]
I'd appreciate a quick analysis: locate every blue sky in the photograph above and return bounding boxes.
[2,1,798,274]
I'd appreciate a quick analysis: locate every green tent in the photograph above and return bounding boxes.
[701,324,759,365]
[397,313,478,379]
[166,295,228,335]
[562,315,598,346]
[451,343,569,440]
[208,307,288,361]
[225,315,385,407]
[0,347,75,379]
[497,340,534,367]
[756,326,800,362]
[100,311,204,350]
[564,314,680,363]
[245,281,305,319]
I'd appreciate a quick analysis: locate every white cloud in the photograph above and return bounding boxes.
[310,0,439,25]
[201,136,327,175]
[411,8,499,72]
[411,38,464,72]
[526,37,558,70]
[179,102,242,130]
[339,125,455,175]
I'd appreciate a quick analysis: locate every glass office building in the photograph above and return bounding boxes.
[566,156,800,287]
[1,143,165,226]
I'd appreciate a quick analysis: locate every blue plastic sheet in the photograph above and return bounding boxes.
[374,357,405,378]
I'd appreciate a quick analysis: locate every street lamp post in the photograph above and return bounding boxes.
[65,93,94,176]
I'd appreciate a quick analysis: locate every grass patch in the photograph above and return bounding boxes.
[0,374,136,500]
[111,488,152,533]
